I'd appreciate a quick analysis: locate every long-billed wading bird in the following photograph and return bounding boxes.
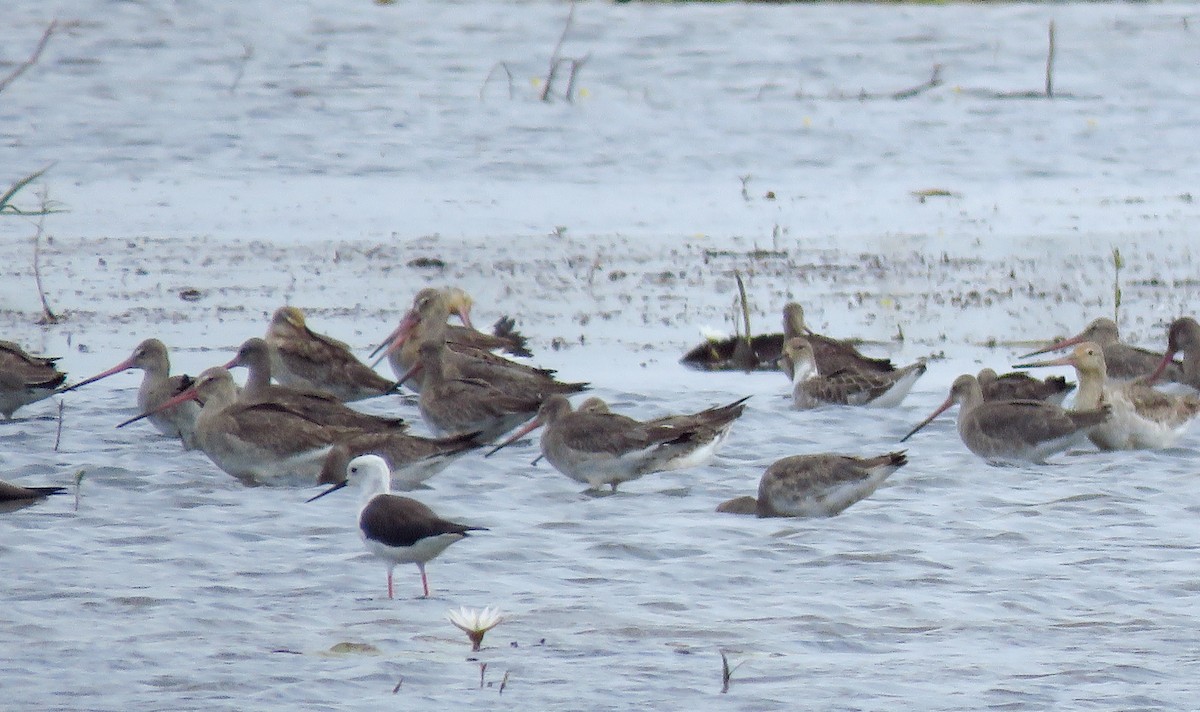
[61,338,199,447]
[901,374,1111,465]
[717,451,907,517]
[1017,341,1200,450]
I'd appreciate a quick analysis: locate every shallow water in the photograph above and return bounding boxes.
[4,1,1200,709]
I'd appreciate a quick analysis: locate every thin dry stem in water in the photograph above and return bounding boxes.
[0,19,60,94]
[499,670,510,694]
[229,42,254,95]
[892,64,943,100]
[32,186,59,324]
[719,650,746,694]
[74,469,86,512]
[1111,246,1124,325]
[391,677,403,694]
[563,54,590,104]
[480,61,514,100]
[0,163,59,216]
[54,400,65,451]
[1045,20,1056,98]
[541,1,576,101]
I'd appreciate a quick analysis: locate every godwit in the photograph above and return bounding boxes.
[780,302,895,378]
[125,367,337,485]
[307,455,486,598]
[391,306,585,397]
[782,337,924,408]
[1151,317,1200,389]
[1018,342,1200,450]
[375,288,557,389]
[317,430,483,488]
[406,340,543,441]
[679,333,786,373]
[1021,317,1184,382]
[225,338,407,431]
[266,306,396,402]
[369,285,530,374]
[0,479,66,502]
[487,394,748,491]
[0,340,66,419]
[900,374,1110,464]
[438,286,532,357]
[977,368,1074,405]
[61,338,199,448]
[562,395,749,470]
[716,451,907,517]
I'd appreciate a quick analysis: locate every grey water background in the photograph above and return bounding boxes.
[4,0,1200,709]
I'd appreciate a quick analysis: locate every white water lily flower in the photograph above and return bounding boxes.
[446,606,503,651]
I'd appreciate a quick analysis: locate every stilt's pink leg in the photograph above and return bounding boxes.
[419,562,429,597]
[387,570,394,599]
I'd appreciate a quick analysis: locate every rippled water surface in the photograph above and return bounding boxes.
[4,1,1200,709]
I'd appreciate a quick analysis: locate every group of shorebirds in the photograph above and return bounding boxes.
[5,289,1200,598]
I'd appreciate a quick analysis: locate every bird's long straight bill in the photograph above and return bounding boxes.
[394,362,422,389]
[1018,333,1086,359]
[485,417,543,458]
[368,325,403,362]
[1149,350,1178,383]
[116,385,199,428]
[1012,355,1073,370]
[899,398,954,443]
[306,479,348,503]
[60,356,137,393]
[369,311,419,362]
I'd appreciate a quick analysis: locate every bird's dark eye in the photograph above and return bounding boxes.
[350,467,358,473]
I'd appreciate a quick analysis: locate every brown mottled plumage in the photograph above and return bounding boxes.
[382,288,559,391]
[783,337,924,408]
[1153,316,1200,389]
[780,303,895,378]
[62,338,199,447]
[0,479,66,502]
[410,340,543,441]
[718,452,906,517]
[1019,342,1200,450]
[902,374,1110,465]
[977,368,1073,405]
[266,306,396,402]
[226,338,407,431]
[489,394,747,491]
[0,340,66,419]
[1022,317,1184,382]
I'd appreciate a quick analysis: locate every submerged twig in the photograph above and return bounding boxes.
[1111,246,1124,325]
[499,670,510,695]
[391,677,403,693]
[54,400,65,451]
[1045,20,1056,98]
[892,64,943,100]
[541,2,576,102]
[73,469,86,512]
[731,271,757,372]
[229,41,254,95]
[0,163,59,215]
[739,174,752,202]
[0,19,60,95]
[563,53,590,104]
[32,186,59,324]
[719,650,746,694]
[480,61,514,100]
